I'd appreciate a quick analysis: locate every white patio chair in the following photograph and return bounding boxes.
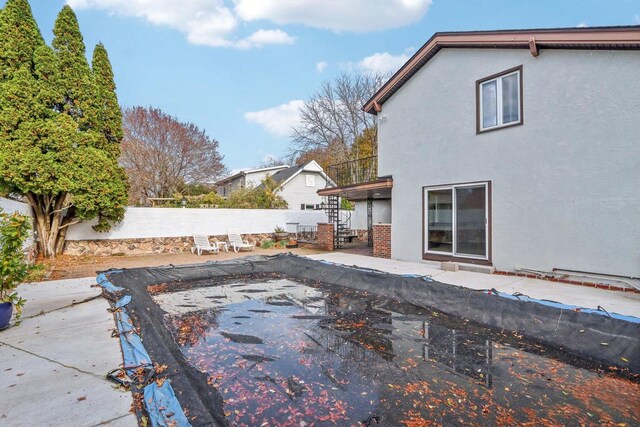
[227,229,255,253]
[192,234,218,256]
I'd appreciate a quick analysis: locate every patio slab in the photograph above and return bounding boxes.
[306,253,640,318]
[0,277,134,427]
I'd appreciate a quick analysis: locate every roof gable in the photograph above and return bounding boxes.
[364,26,640,114]
[256,160,332,190]
[215,165,289,186]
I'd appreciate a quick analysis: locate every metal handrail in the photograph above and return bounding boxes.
[326,155,378,187]
[296,225,318,243]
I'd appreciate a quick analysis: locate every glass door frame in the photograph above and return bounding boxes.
[423,181,491,264]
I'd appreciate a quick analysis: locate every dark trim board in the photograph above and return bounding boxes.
[421,180,493,265]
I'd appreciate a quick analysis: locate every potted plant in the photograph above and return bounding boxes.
[286,239,299,249]
[0,210,30,330]
[273,226,288,241]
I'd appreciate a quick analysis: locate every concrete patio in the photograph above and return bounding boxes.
[0,277,135,427]
[307,253,640,318]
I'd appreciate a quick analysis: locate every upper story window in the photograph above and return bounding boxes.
[305,174,316,187]
[476,66,523,133]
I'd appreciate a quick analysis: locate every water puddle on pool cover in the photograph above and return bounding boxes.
[153,278,640,426]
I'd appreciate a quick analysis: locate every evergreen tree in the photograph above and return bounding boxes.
[52,5,100,132]
[0,2,127,257]
[0,0,44,79]
[92,43,123,157]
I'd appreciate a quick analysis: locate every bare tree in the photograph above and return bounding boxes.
[257,155,290,169]
[120,106,227,205]
[290,72,387,163]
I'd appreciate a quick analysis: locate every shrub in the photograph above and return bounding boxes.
[0,209,30,323]
[260,240,274,249]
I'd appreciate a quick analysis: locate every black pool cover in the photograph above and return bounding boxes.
[104,254,640,426]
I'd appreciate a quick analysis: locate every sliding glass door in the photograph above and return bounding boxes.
[425,182,489,259]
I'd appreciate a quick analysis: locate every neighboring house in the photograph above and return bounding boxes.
[256,160,331,210]
[323,26,640,285]
[215,165,289,197]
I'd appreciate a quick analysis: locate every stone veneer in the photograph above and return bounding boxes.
[63,233,293,257]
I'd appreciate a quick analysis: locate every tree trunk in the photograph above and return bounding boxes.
[26,192,71,259]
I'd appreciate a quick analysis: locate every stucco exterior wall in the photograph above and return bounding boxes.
[378,48,640,277]
[278,171,328,210]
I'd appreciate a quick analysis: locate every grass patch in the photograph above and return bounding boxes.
[25,263,48,282]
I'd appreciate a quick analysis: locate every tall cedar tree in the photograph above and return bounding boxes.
[92,43,123,158]
[0,2,127,257]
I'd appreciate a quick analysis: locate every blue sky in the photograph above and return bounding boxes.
[12,1,640,171]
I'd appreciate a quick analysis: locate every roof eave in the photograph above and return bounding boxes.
[363,26,640,115]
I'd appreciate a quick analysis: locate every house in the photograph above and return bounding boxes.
[322,26,640,285]
[216,161,331,210]
[256,160,331,210]
[215,165,289,197]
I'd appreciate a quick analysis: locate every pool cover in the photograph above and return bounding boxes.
[102,254,640,426]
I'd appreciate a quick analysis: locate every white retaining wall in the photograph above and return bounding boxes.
[0,197,36,251]
[66,207,328,240]
[0,197,32,217]
[352,200,392,230]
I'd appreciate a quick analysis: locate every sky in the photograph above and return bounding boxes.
[10,0,640,172]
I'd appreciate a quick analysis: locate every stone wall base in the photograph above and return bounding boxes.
[63,233,293,257]
[24,243,38,265]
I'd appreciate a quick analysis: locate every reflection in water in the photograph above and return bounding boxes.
[156,278,640,426]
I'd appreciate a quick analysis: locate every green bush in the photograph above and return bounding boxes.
[171,176,288,209]
[0,209,30,323]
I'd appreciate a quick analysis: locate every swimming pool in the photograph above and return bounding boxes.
[101,255,640,426]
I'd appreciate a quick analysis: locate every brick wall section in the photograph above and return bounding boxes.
[373,224,391,258]
[316,223,334,251]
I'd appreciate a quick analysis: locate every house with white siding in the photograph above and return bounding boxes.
[215,165,289,197]
[256,161,331,210]
[216,161,330,210]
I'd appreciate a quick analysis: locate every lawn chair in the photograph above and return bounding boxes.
[227,229,255,253]
[192,234,218,256]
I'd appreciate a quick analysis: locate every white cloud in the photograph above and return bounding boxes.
[67,0,433,48]
[358,51,410,74]
[316,61,328,73]
[66,0,293,49]
[234,0,432,33]
[235,29,294,49]
[634,15,640,24]
[576,21,588,28]
[244,100,304,137]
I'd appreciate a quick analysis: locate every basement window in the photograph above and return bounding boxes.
[477,66,523,132]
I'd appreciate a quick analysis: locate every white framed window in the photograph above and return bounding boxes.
[424,182,490,261]
[305,174,316,187]
[477,66,522,132]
